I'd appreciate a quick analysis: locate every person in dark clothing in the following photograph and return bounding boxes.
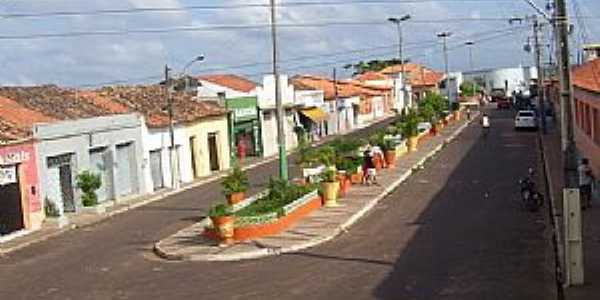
[362,147,377,185]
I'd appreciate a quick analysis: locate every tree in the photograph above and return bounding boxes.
[344,58,403,75]
[460,81,481,97]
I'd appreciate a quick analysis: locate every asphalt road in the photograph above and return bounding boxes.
[0,110,556,300]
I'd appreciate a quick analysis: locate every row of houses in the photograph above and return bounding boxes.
[0,63,447,237]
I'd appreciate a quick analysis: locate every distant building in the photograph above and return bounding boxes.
[463,66,538,97]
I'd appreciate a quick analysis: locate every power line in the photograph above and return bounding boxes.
[0,18,526,41]
[0,0,523,19]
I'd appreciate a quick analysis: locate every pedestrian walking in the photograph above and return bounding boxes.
[481,113,490,138]
[578,158,595,209]
[362,146,377,185]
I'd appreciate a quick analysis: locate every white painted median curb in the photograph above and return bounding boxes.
[154,116,476,261]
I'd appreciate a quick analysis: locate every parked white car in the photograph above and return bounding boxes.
[514,110,538,130]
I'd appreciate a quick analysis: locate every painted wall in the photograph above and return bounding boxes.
[34,114,145,216]
[185,116,231,178]
[0,141,42,230]
[197,81,257,99]
[574,88,600,177]
[260,109,298,157]
[463,66,538,96]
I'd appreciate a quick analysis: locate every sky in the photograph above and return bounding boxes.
[0,0,598,87]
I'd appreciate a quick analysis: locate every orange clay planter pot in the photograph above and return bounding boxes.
[384,150,397,168]
[350,172,363,184]
[453,110,461,121]
[210,215,235,245]
[226,192,245,206]
[338,176,351,198]
[374,155,384,170]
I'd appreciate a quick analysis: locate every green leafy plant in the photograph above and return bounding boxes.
[401,109,420,138]
[76,170,101,207]
[460,81,481,97]
[451,102,460,111]
[335,155,362,173]
[235,178,317,217]
[222,165,249,196]
[320,169,337,183]
[209,203,233,218]
[317,146,336,167]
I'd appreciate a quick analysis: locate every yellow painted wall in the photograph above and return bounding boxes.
[185,116,231,178]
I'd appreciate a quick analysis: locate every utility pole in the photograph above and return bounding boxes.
[270,0,288,180]
[554,0,584,286]
[165,64,180,189]
[437,31,453,110]
[333,67,340,133]
[532,18,548,134]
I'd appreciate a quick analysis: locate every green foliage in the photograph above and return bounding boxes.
[76,170,101,207]
[44,197,60,217]
[335,156,362,173]
[329,138,364,155]
[344,58,402,75]
[451,102,460,111]
[401,109,420,138]
[317,146,336,167]
[320,169,337,183]
[209,203,233,218]
[419,93,447,124]
[460,81,481,97]
[235,178,317,217]
[222,165,249,196]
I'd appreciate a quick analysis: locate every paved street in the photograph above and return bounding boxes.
[0,109,557,300]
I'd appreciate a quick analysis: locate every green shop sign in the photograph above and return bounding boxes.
[226,97,258,123]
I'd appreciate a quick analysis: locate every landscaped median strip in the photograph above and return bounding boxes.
[153,113,479,262]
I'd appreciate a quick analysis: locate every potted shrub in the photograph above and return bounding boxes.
[222,165,249,205]
[209,203,235,245]
[451,102,461,121]
[382,139,397,168]
[320,169,340,207]
[402,109,420,152]
[76,171,102,208]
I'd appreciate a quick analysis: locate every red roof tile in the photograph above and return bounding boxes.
[381,63,444,87]
[0,85,118,120]
[355,71,388,81]
[572,58,600,93]
[95,85,227,128]
[0,96,55,141]
[291,75,390,101]
[197,74,258,93]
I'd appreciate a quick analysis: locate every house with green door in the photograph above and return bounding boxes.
[226,97,262,159]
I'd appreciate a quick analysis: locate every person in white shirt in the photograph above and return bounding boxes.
[481,113,490,136]
[579,158,594,209]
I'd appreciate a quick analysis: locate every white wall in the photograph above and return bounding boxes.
[463,66,538,96]
[257,75,295,109]
[197,80,256,99]
[295,89,324,107]
[141,124,194,193]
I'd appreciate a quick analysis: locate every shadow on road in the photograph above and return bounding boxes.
[369,109,555,299]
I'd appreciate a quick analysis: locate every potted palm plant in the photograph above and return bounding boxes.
[222,166,249,205]
[451,102,461,121]
[320,169,340,207]
[402,109,420,152]
[209,203,235,245]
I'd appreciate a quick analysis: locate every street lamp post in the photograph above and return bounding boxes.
[164,55,205,189]
[465,41,475,97]
[388,14,411,111]
[437,31,453,111]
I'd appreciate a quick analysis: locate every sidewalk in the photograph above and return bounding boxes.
[0,115,394,257]
[154,114,477,261]
[540,121,600,299]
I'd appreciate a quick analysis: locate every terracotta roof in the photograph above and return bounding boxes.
[355,71,388,81]
[291,75,390,101]
[380,63,444,87]
[197,74,258,93]
[572,58,600,93]
[95,85,227,128]
[0,85,118,120]
[0,96,55,141]
[0,119,33,142]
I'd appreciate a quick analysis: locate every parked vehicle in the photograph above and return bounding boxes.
[518,168,543,212]
[497,98,511,109]
[514,110,538,130]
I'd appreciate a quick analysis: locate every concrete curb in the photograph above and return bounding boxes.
[2,116,394,257]
[154,116,476,261]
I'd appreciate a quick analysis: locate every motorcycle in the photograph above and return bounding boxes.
[519,168,544,212]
